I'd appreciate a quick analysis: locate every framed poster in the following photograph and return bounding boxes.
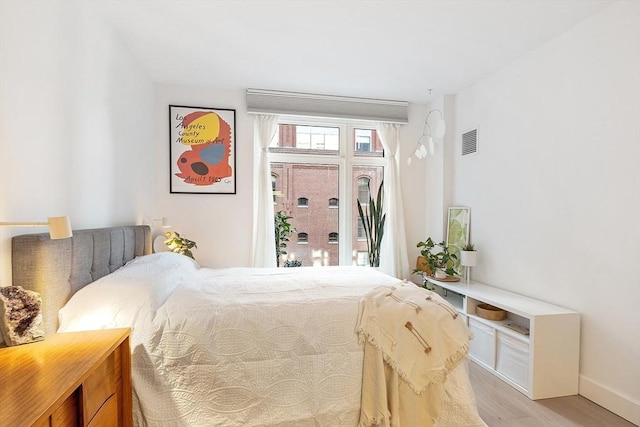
[446,207,470,272]
[169,105,236,194]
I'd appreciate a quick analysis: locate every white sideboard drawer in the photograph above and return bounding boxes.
[468,318,495,368]
[496,331,530,389]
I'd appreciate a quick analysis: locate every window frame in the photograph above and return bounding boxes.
[269,116,384,266]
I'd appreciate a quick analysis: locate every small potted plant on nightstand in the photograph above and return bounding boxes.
[413,237,458,280]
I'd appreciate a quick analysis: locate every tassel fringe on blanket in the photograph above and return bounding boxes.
[357,327,471,395]
[356,282,473,426]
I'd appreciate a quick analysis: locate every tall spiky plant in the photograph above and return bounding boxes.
[357,180,386,267]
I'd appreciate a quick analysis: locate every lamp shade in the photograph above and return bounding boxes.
[153,235,170,253]
[47,216,72,239]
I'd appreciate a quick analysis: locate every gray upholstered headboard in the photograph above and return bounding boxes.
[11,225,152,335]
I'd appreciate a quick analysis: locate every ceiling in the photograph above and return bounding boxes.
[94,0,614,104]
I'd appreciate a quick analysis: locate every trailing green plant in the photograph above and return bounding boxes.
[461,242,476,251]
[357,180,386,267]
[412,237,458,277]
[164,231,197,260]
[274,211,296,267]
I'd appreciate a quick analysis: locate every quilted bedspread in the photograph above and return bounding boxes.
[57,253,485,426]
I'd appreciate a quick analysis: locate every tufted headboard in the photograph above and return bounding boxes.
[11,225,152,335]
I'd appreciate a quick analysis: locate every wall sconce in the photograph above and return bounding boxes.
[149,217,171,253]
[142,217,171,228]
[407,109,446,165]
[0,216,73,239]
[152,217,171,228]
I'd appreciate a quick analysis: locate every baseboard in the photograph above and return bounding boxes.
[579,375,640,425]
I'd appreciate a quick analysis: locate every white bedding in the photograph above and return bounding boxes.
[58,253,484,427]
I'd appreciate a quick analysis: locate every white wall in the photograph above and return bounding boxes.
[0,0,155,284]
[451,2,639,423]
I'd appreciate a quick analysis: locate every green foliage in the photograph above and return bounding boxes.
[413,237,458,277]
[461,242,476,251]
[283,259,302,267]
[274,211,296,267]
[164,231,197,260]
[357,180,386,267]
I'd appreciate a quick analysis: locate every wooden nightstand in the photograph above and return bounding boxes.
[0,328,132,427]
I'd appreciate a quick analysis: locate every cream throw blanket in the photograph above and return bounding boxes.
[356,283,472,427]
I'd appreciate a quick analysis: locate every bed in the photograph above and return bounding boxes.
[11,225,486,427]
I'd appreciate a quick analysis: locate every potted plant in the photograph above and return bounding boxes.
[412,237,458,279]
[459,242,477,266]
[164,231,197,260]
[274,211,296,267]
[357,180,385,267]
[283,259,302,267]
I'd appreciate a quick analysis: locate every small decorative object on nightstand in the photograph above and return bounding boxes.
[0,286,44,346]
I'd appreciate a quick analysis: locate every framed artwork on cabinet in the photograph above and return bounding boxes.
[169,105,236,194]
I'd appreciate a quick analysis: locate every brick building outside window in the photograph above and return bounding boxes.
[270,121,384,267]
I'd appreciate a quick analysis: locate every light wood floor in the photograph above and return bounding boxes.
[468,361,636,427]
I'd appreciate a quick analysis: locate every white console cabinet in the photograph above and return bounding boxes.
[424,276,580,400]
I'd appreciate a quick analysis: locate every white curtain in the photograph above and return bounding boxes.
[376,122,410,279]
[251,114,279,267]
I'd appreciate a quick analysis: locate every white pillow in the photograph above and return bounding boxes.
[58,252,199,334]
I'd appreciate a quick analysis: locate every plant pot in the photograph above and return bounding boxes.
[460,250,477,267]
[434,269,447,279]
[415,256,432,275]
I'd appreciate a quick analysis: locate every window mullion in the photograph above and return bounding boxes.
[338,154,350,266]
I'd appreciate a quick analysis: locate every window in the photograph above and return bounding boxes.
[357,218,365,240]
[271,174,278,204]
[355,133,370,152]
[356,251,369,266]
[354,128,383,157]
[297,126,339,150]
[357,177,370,205]
[270,124,339,153]
[270,119,384,267]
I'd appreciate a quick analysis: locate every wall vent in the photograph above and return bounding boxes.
[462,128,478,156]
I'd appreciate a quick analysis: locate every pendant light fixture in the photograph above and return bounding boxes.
[407,90,446,165]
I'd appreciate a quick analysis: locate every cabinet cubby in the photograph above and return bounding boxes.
[423,276,580,400]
